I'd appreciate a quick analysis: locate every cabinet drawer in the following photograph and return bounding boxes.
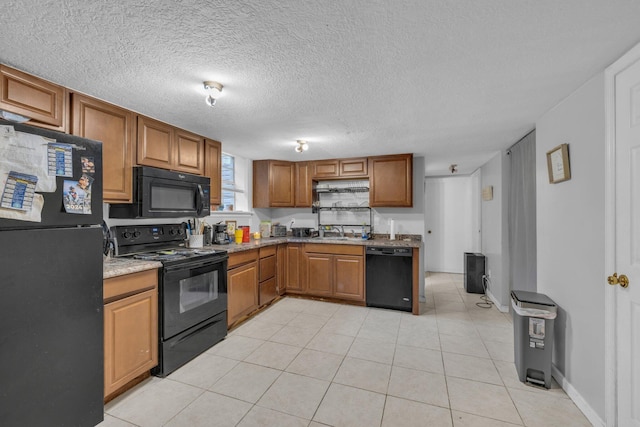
[259,254,276,282]
[259,245,277,258]
[228,249,259,268]
[259,277,278,306]
[104,269,158,302]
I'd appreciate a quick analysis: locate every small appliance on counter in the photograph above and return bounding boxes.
[212,223,229,244]
[291,227,315,238]
[272,225,287,237]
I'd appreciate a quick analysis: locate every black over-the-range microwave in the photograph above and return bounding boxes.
[109,166,211,218]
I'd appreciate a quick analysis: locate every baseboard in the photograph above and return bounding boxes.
[486,290,509,312]
[551,365,605,427]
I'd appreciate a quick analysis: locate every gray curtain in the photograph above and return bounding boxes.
[508,130,537,292]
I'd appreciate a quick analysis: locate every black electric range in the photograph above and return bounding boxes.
[111,224,228,377]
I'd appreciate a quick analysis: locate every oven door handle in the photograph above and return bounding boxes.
[163,256,228,272]
[172,316,225,347]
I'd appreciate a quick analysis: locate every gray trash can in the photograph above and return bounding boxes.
[511,290,557,389]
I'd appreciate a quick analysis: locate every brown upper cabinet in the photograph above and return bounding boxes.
[137,116,204,175]
[0,64,67,132]
[369,153,413,207]
[204,139,222,206]
[71,93,135,203]
[312,157,368,179]
[295,162,312,207]
[253,160,312,208]
[253,160,295,208]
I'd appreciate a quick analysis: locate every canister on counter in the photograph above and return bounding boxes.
[241,226,250,242]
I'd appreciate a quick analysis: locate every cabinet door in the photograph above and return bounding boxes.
[334,255,364,301]
[277,244,287,295]
[104,289,158,397]
[137,116,173,169]
[286,244,304,292]
[295,162,312,207]
[313,159,340,178]
[259,277,278,306]
[0,65,66,131]
[306,253,333,297]
[174,129,204,175]
[369,154,413,207]
[71,94,135,203]
[339,158,368,177]
[227,261,259,326]
[269,161,295,207]
[205,139,222,206]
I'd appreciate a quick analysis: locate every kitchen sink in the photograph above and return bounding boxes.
[314,236,365,241]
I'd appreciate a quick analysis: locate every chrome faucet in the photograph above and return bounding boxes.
[328,225,344,237]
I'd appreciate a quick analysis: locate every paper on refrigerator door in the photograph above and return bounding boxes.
[0,127,57,192]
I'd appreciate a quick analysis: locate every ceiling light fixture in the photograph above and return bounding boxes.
[295,140,309,153]
[449,164,458,174]
[203,81,223,107]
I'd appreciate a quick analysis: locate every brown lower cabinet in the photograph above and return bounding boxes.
[227,250,259,326]
[303,244,364,301]
[285,244,304,292]
[103,269,158,398]
[259,246,277,305]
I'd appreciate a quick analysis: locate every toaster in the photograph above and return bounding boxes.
[272,225,287,237]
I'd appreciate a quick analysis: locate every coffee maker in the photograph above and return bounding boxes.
[212,223,229,244]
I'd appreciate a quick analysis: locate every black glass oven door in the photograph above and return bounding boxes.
[161,257,227,339]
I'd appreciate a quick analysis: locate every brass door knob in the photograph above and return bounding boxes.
[619,274,630,288]
[608,273,630,288]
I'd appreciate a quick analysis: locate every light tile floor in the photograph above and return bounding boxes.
[100,272,592,427]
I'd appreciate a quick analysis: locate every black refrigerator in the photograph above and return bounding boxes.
[0,120,104,426]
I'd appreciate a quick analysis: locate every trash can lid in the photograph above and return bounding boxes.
[511,290,556,311]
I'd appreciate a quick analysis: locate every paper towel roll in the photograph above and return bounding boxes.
[389,218,395,240]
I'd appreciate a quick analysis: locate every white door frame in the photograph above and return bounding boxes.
[604,41,640,427]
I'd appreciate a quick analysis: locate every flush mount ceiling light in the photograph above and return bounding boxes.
[203,81,223,107]
[295,140,309,153]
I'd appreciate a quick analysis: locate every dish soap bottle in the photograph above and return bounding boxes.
[361,224,368,240]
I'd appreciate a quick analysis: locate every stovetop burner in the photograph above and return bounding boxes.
[111,224,227,265]
[132,248,225,262]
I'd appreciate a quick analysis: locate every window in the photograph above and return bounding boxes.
[220,153,237,211]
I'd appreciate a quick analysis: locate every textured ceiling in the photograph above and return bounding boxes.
[2,0,640,175]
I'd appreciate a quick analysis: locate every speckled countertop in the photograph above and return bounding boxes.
[104,235,421,278]
[222,235,422,254]
[103,257,162,279]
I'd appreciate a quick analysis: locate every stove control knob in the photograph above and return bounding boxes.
[123,231,132,239]
[169,228,178,235]
[133,231,141,238]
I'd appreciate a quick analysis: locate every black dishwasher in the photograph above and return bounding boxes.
[366,247,413,312]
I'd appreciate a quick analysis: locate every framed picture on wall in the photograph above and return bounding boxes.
[225,220,237,234]
[546,143,571,184]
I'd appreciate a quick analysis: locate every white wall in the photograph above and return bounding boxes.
[424,176,475,273]
[536,72,606,421]
[480,151,510,309]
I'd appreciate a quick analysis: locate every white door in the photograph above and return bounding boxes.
[424,177,474,273]
[609,45,640,426]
